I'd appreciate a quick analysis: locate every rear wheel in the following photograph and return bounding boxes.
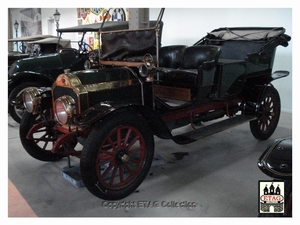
[250,86,281,140]
[80,112,154,200]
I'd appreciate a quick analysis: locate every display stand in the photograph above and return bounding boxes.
[61,156,84,188]
[61,153,167,188]
[151,152,168,167]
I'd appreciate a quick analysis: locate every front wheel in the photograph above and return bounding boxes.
[250,86,281,140]
[80,112,154,200]
[8,82,44,123]
[19,112,65,161]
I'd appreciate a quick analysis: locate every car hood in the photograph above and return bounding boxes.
[8,53,63,76]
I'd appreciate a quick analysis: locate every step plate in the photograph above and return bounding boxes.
[176,115,256,142]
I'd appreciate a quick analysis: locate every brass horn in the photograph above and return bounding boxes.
[138,64,148,77]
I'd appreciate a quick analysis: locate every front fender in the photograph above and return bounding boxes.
[8,71,54,90]
[72,101,125,126]
[72,101,173,140]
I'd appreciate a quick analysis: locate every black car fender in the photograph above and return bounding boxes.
[8,71,54,91]
[72,101,173,140]
[242,82,279,117]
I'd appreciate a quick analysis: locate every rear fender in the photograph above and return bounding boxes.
[72,101,173,140]
[242,83,276,115]
[243,65,287,101]
[271,70,289,81]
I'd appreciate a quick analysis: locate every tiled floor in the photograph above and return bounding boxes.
[7,112,292,217]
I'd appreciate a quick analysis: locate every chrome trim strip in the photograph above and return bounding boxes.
[84,79,138,92]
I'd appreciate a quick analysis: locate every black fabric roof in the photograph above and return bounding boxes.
[8,35,56,42]
[57,21,160,33]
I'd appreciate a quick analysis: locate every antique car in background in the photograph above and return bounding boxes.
[19,9,291,200]
[27,36,71,56]
[8,35,71,122]
[8,34,57,69]
[8,28,90,123]
[8,21,159,123]
[8,52,29,70]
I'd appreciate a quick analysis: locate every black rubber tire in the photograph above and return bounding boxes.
[8,82,43,123]
[80,112,154,200]
[250,86,281,140]
[19,111,64,162]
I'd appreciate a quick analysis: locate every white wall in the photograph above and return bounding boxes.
[9,8,80,48]
[9,8,292,112]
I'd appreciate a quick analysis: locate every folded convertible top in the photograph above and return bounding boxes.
[206,27,286,41]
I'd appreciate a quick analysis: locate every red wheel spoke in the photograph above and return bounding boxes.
[258,94,278,133]
[117,128,122,149]
[106,136,117,152]
[109,166,119,185]
[33,132,47,141]
[124,164,134,175]
[98,150,114,155]
[100,163,114,179]
[35,128,47,133]
[126,135,140,150]
[33,133,57,142]
[119,166,124,183]
[128,147,142,155]
[123,128,132,148]
[41,140,49,150]
[250,87,280,140]
[129,158,141,165]
[97,154,113,165]
[98,160,112,167]
[33,136,49,146]
[95,124,150,190]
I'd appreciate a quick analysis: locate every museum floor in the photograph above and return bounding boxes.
[7,112,292,217]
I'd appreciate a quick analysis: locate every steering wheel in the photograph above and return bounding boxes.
[88,50,99,61]
[19,45,26,53]
[143,53,153,62]
[30,44,40,57]
[78,41,93,53]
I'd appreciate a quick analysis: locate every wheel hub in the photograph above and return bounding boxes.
[121,154,130,163]
[116,150,130,164]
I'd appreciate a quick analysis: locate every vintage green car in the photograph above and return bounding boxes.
[19,9,291,200]
[8,34,59,69]
[8,22,128,122]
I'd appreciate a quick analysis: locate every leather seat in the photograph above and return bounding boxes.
[158,45,221,97]
[159,45,187,69]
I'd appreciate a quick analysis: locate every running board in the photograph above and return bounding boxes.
[173,115,257,144]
